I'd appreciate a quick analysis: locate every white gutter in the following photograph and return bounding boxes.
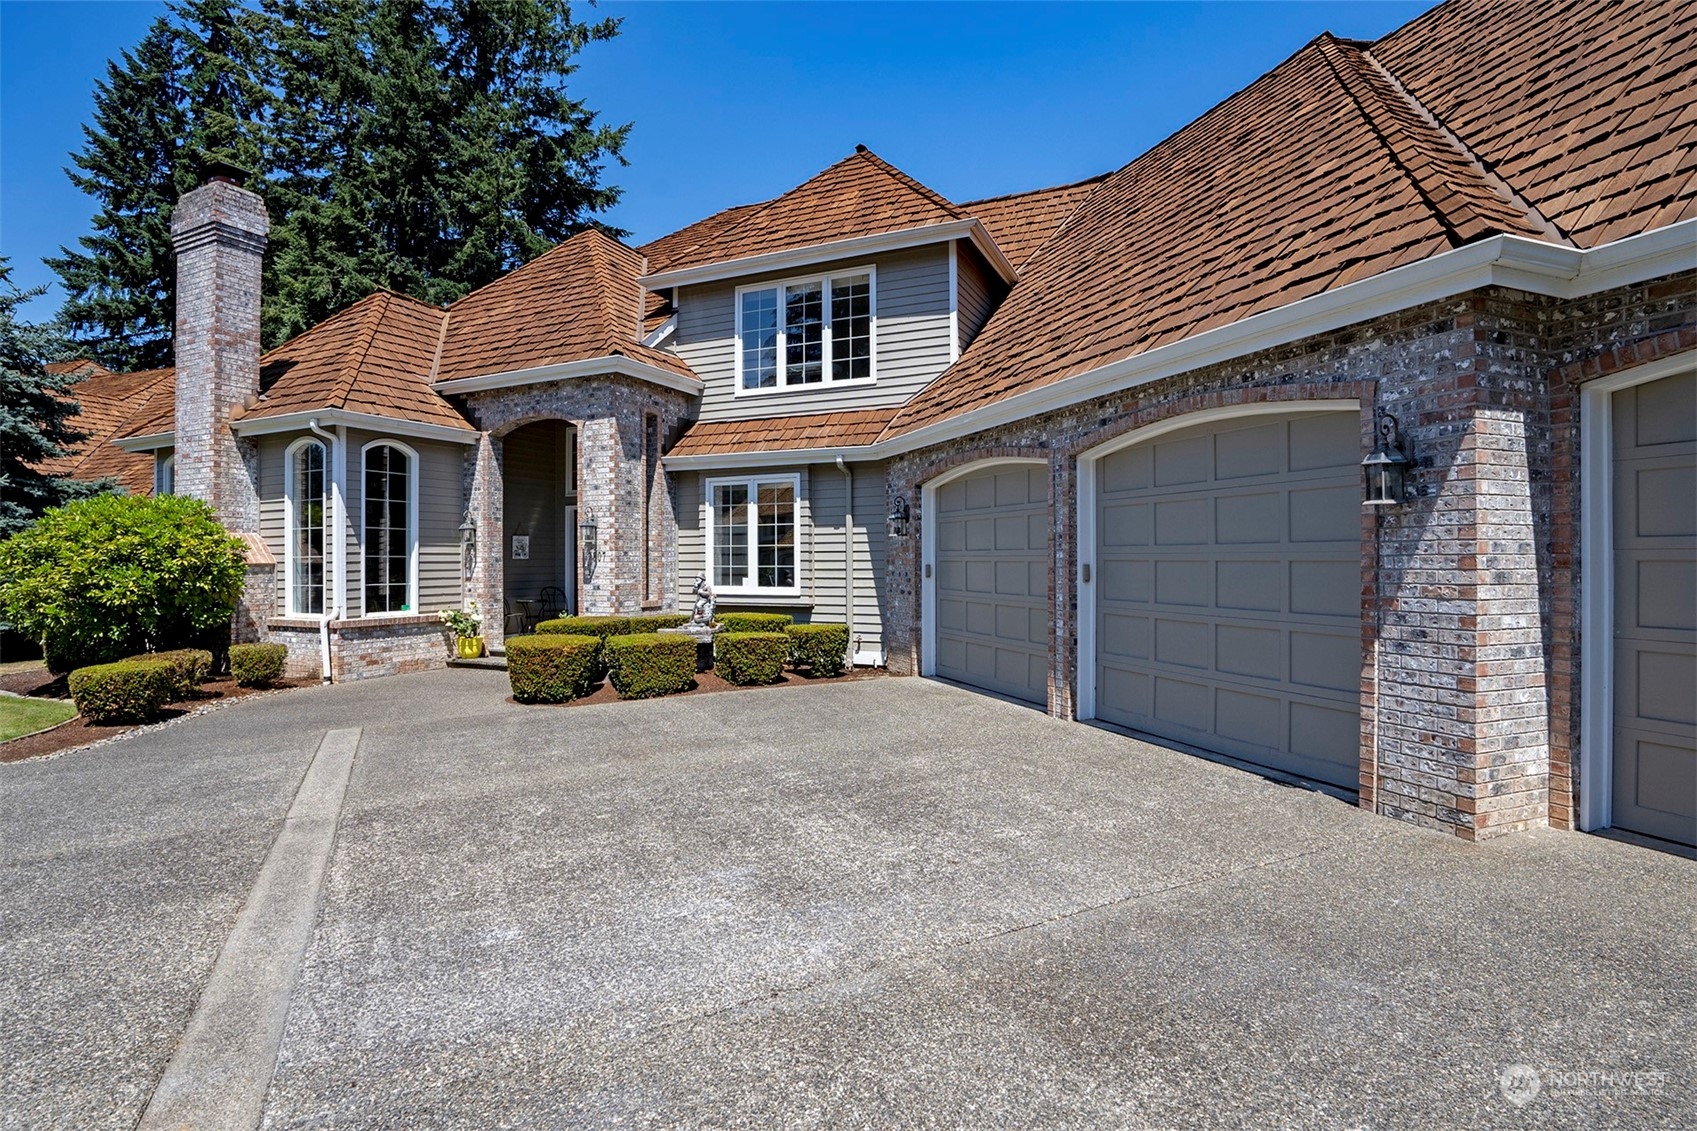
[232,408,478,445]
[305,418,341,684]
[113,432,174,453]
[432,354,702,397]
[640,218,1019,290]
[642,314,678,348]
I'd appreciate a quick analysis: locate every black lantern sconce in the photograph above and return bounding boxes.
[1362,410,1413,507]
[887,494,911,537]
[578,511,599,578]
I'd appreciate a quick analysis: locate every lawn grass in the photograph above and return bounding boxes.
[0,697,79,742]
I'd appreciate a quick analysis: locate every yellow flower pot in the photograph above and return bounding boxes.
[455,635,485,659]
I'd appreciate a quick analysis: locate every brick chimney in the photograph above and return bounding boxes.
[172,159,269,530]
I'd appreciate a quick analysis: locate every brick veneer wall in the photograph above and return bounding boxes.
[455,376,696,649]
[171,179,269,532]
[884,272,1696,841]
[269,615,452,681]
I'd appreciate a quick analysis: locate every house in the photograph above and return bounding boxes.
[52,0,1694,847]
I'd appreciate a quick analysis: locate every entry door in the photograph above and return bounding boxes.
[1610,371,1696,846]
[932,463,1050,706]
[1093,411,1362,789]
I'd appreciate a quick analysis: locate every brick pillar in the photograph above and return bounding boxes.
[172,167,269,531]
[577,415,629,616]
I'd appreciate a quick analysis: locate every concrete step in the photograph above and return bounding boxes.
[447,653,507,671]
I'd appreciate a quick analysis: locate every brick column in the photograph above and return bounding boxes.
[171,170,269,531]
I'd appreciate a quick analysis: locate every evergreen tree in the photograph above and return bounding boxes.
[0,261,110,536]
[53,0,630,357]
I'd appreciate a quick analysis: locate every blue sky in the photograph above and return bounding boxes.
[1,0,1431,323]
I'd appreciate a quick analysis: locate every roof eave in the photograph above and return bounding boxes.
[112,432,175,453]
[231,409,478,444]
[639,219,1018,290]
[663,445,881,471]
[433,355,702,397]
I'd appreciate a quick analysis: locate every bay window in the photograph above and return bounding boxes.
[708,474,800,594]
[362,441,415,614]
[737,268,874,392]
[285,439,327,616]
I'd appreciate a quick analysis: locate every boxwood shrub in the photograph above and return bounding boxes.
[533,613,691,639]
[67,658,175,724]
[124,648,213,700]
[715,611,793,634]
[715,632,789,686]
[786,623,850,678]
[605,632,697,699]
[506,633,601,704]
[229,642,288,687]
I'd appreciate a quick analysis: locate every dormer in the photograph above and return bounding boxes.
[639,148,1017,424]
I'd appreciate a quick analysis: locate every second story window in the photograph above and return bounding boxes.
[737,268,874,392]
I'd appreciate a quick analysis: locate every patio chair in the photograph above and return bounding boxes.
[537,586,568,621]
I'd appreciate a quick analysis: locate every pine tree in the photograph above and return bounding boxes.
[0,261,112,536]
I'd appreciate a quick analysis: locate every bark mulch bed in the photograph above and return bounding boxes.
[507,664,885,707]
[0,669,308,764]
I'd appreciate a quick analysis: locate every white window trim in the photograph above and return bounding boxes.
[283,437,329,618]
[359,438,421,618]
[704,472,803,597]
[153,452,176,496]
[733,265,877,397]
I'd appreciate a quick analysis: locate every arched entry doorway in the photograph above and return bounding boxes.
[503,419,578,628]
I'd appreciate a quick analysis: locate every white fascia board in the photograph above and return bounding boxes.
[113,431,175,452]
[663,446,880,472]
[232,409,479,444]
[639,220,990,290]
[642,314,678,348]
[869,223,1694,459]
[432,355,701,397]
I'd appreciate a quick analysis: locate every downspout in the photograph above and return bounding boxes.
[836,457,855,670]
[307,419,341,684]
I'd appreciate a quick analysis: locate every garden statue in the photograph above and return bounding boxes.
[689,574,717,626]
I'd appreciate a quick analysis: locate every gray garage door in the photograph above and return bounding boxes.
[1611,370,1696,847]
[933,463,1049,706]
[1095,411,1362,789]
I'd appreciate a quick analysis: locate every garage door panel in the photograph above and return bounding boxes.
[964,475,996,509]
[937,517,966,551]
[964,600,996,637]
[1611,370,1696,846]
[964,559,994,594]
[1095,409,1361,790]
[965,516,995,550]
[994,560,1031,596]
[938,597,967,631]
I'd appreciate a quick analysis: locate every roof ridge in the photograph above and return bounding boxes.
[446,228,635,311]
[334,291,392,410]
[851,147,965,218]
[1314,35,1552,245]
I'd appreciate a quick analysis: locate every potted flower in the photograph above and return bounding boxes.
[438,602,484,658]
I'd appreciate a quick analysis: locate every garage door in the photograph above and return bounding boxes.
[1094,411,1362,789]
[1611,370,1696,847]
[933,463,1049,706]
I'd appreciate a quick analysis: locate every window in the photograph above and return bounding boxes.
[285,440,327,616]
[362,442,415,614]
[737,268,874,392]
[707,474,800,594]
[154,453,176,496]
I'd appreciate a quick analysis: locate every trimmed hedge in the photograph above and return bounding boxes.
[68,658,175,724]
[230,643,288,687]
[786,623,850,678]
[125,648,213,700]
[506,634,601,704]
[605,632,697,699]
[715,612,793,634]
[533,613,691,638]
[715,632,789,686]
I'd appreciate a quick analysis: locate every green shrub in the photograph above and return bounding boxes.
[604,632,697,699]
[786,623,850,678]
[0,494,247,673]
[229,642,288,687]
[506,633,601,704]
[67,658,175,724]
[533,613,691,638]
[715,611,793,633]
[124,648,213,700]
[714,632,789,686]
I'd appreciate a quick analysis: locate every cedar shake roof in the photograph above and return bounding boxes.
[240,290,470,430]
[668,408,901,459]
[640,200,769,276]
[644,148,967,275]
[41,366,173,494]
[435,228,695,382]
[882,0,1697,439]
[963,176,1109,273]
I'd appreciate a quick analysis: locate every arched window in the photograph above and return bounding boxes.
[362,441,415,614]
[285,439,328,616]
[154,453,176,496]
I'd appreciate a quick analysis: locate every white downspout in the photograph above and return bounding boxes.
[307,419,343,683]
[835,457,855,670]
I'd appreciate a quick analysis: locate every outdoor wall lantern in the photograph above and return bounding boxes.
[578,511,599,578]
[458,516,477,576]
[887,495,911,537]
[1362,410,1413,508]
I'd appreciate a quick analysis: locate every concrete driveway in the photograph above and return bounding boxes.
[2,670,1692,1130]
